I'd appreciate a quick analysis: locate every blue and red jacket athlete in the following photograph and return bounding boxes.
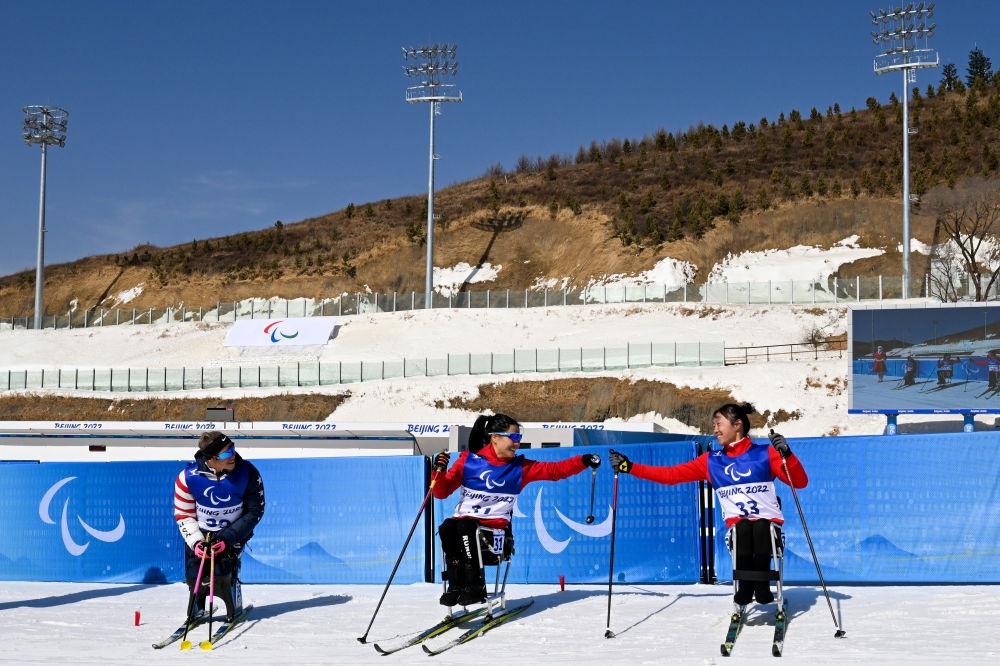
[633,434,806,528]
[609,403,807,607]
[174,431,265,620]
[431,412,599,606]
[433,440,587,529]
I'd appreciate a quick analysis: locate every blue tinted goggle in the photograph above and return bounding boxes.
[215,447,236,460]
[489,432,523,443]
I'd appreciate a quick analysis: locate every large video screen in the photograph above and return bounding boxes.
[850,303,1000,414]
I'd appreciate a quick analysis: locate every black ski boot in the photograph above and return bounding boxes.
[439,563,465,606]
[456,565,487,606]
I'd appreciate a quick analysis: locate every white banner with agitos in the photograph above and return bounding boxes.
[223,317,337,347]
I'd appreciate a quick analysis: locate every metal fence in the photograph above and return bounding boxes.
[0,341,724,393]
[0,274,937,331]
[723,337,847,365]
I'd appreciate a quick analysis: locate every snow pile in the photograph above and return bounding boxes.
[584,256,698,290]
[433,262,503,297]
[708,237,884,284]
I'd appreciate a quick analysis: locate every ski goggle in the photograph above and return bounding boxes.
[489,432,523,443]
[215,447,237,460]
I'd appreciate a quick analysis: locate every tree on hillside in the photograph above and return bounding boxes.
[927,242,965,302]
[931,189,1000,301]
[940,63,962,92]
[966,47,993,87]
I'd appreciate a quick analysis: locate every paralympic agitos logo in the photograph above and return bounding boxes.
[264,320,300,343]
[39,477,126,556]
[522,486,613,554]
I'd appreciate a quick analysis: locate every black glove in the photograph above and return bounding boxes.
[769,431,792,459]
[433,451,450,470]
[581,453,601,469]
[609,450,632,474]
[196,534,228,558]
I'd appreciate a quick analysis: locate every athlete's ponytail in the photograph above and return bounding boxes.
[467,415,491,453]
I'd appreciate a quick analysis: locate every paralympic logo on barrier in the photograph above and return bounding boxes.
[519,486,613,554]
[263,320,299,343]
[38,477,126,556]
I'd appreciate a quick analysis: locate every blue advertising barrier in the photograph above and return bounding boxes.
[711,432,1000,583]
[431,442,703,585]
[248,456,428,584]
[0,456,427,585]
[3,433,999,585]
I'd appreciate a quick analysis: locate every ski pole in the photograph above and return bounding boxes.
[205,536,216,646]
[604,466,621,639]
[585,463,598,524]
[180,540,209,649]
[778,446,846,638]
[357,465,443,644]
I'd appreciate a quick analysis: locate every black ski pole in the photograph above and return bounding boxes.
[357,464,443,644]
[604,465,620,639]
[776,439,846,639]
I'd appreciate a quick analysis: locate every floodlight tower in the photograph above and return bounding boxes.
[22,105,69,329]
[870,3,938,299]
[403,43,462,308]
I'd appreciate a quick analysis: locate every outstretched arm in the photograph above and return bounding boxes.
[520,455,588,485]
[630,454,710,485]
[610,449,709,485]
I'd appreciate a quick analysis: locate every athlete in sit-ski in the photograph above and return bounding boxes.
[972,349,1000,389]
[174,431,265,620]
[609,402,807,607]
[431,412,600,607]
[904,355,919,385]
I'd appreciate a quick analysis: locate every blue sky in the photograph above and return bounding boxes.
[1,1,997,278]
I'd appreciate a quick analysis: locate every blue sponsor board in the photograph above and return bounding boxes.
[0,456,427,585]
[713,433,1000,583]
[3,433,1000,584]
[432,442,702,585]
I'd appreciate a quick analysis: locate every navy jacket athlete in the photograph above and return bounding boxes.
[174,431,265,620]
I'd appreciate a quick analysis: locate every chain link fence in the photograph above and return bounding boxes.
[0,274,934,331]
[0,341,723,393]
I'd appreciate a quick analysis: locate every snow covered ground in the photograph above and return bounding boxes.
[2,581,997,664]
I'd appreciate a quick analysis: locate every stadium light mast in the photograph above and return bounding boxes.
[22,105,69,329]
[870,3,938,299]
[403,43,462,308]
